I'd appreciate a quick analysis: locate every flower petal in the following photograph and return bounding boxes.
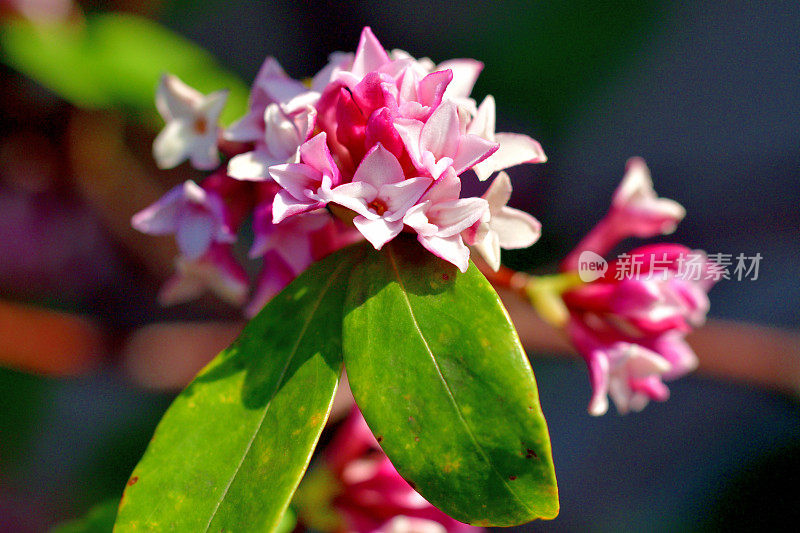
[427,197,488,237]
[472,132,546,180]
[452,134,499,177]
[420,101,460,159]
[352,144,406,188]
[381,177,433,221]
[471,228,502,271]
[152,120,193,169]
[156,74,200,121]
[130,184,185,234]
[228,149,278,181]
[417,234,470,272]
[272,189,320,223]
[350,26,390,78]
[353,216,403,250]
[269,163,321,200]
[175,211,215,259]
[298,132,339,183]
[492,207,542,249]
[437,58,483,100]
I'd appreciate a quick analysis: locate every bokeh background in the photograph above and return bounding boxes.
[1,1,798,531]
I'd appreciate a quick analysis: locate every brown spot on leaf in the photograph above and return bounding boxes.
[526,448,538,459]
[509,475,517,480]
[376,435,383,443]
[441,273,450,282]
[127,476,139,486]
[414,436,420,442]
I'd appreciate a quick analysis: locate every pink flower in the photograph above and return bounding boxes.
[395,101,498,180]
[462,172,541,271]
[562,158,685,270]
[332,27,392,88]
[250,197,332,272]
[227,96,317,181]
[224,57,310,143]
[158,243,249,307]
[331,144,431,249]
[403,170,488,272]
[269,132,341,223]
[142,28,548,309]
[245,183,362,315]
[326,410,482,533]
[395,68,453,121]
[388,50,483,117]
[562,244,715,415]
[131,180,235,260]
[153,74,228,170]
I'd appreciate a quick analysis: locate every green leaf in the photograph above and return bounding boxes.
[0,14,248,126]
[342,237,559,526]
[52,499,118,533]
[114,244,365,532]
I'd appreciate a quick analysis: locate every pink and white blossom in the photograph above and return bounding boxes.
[227,99,316,181]
[562,158,686,270]
[462,172,541,271]
[131,180,234,260]
[224,57,310,143]
[569,320,672,416]
[153,74,228,170]
[325,409,482,533]
[269,132,341,223]
[331,144,431,249]
[403,170,488,272]
[158,243,249,307]
[395,101,498,180]
[562,244,715,415]
[140,27,548,311]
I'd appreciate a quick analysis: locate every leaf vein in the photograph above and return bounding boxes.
[386,248,535,516]
[202,260,349,532]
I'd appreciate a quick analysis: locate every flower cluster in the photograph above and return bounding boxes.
[133,27,545,315]
[558,159,715,415]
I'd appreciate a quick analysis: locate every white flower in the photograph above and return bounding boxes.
[153,74,228,170]
[464,172,541,271]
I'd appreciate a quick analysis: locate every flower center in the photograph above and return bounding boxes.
[368,198,388,216]
[194,117,208,135]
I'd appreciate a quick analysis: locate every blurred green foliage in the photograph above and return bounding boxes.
[0,13,248,128]
[51,499,118,533]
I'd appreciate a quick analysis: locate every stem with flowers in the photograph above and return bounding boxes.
[116,27,718,532]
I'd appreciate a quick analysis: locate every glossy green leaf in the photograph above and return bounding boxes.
[0,13,248,126]
[343,237,558,526]
[114,245,364,532]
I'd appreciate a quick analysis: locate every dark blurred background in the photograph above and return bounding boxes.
[1,1,798,531]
